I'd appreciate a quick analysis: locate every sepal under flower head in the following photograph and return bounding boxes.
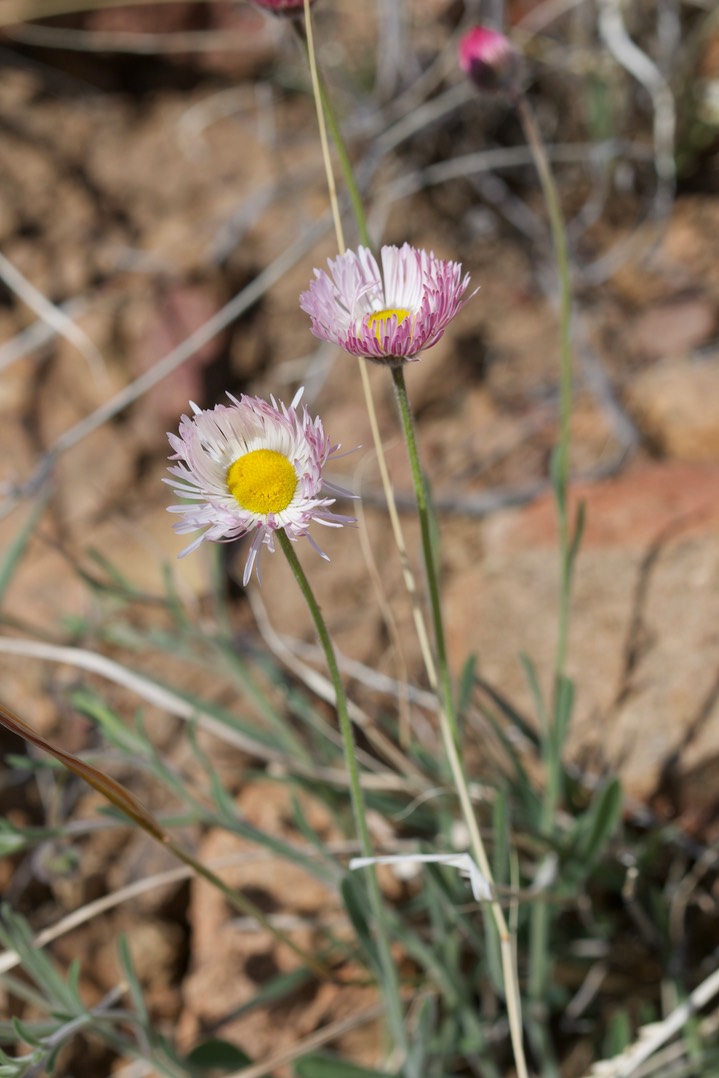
[300,243,473,364]
[165,389,353,585]
[458,26,523,96]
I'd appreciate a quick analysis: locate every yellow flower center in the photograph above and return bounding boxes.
[226,449,297,515]
[366,307,410,342]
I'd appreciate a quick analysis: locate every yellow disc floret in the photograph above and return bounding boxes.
[227,449,297,515]
[366,307,410,342]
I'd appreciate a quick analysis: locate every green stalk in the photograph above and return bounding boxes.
[298,2,442,715]
[298,10,527,1071]
[390,366,457,741]
[515,91,574,1044]
[276,530,407,1059]
[390,365,529,1078]
[515,93,573,688]
[295,20,370,248]
[315,71,371,248]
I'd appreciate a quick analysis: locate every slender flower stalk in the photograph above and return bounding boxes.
[298,0,441,726]
[166,387,405,1057]
[300,190,529,1078]
[458,27,575,690]
[389,369,454,729]
[514,94,574,688]
[391,364,529,1078]
[300,11,527,1073]
[460,23,577,1049]
[276,530,406,1057]
[516,90,575,1041]
[298,6,412,1059]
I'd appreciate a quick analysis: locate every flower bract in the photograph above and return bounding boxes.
[300,243,473,364]
[165,389,353,584]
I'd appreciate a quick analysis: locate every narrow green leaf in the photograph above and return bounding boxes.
[85,546,145,596]
[572,777,623,869]
[0,492,49,609]
[185,1038,252,1069]
[552,675,574,756]
[339,875,381,976]
[475,675,541,749]
[70,688,149,757]
[457,653,477,723]
[520,652,548,733]
[117,936,149,1024]
[602,1007,631,1058]
[492,787,509,887]
[227,967,314,1022]
[568,500,586,570]
[295,1053,397,1077]
[549,444,566,510]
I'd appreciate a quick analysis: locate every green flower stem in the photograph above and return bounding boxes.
[294,20,370,248]
[277,529,407,1059]
[515,92,573,690]
[390,365,529,1078]
[295,14,368,250]
[515,90,574,1034]
[298,2,442,719]
[315,71,371,249]
[390,366,455,737]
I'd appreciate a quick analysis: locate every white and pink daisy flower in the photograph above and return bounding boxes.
[165,389,353,584]
[300,243,473,364]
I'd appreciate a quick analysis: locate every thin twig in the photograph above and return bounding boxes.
[585,961,719,1077]
[0,251,107,387]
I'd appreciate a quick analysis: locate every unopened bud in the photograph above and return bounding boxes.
[458,26,523,96]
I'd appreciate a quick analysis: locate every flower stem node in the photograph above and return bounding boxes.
[300,243,473,365]
[458,25,524,97]
[165,389,354,585]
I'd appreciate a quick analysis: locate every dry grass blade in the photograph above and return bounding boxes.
[0,697,166,838]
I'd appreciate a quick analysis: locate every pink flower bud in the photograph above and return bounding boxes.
[458,26,523,95]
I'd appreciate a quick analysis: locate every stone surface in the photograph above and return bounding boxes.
[627,353,719,461]
[452,462,719,798]
[629,296,715,361]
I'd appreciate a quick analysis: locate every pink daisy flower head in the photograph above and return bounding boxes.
[252,0,315,14]
[458,26,523,96]
[300,243,473,366]
[165,389,354,585]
